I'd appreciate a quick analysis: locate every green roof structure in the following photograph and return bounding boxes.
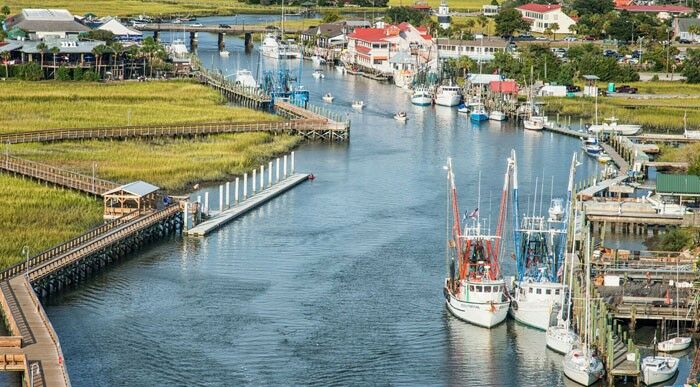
[657,173,700,195]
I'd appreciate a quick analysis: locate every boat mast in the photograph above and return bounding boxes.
[446,159,467,284]
[494,153,514,279]
[557,153,579,279]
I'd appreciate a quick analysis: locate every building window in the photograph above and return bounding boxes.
[555,289,560,295]
[470,285,475,291]
[546,289,551,295]
[536,288,542,294]
[476,286,483,292]
[529,288,533,293]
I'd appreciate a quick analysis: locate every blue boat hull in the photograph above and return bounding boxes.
[470,113,488,121]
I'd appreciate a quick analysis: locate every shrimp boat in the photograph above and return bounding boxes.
[562,226,604,386]
[411,86,433,106]
[510,152,577,331]
[442,157,513,328]
[322,93,334,103]
[434,84,462,107]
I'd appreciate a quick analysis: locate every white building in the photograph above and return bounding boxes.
[515,3,576,35]
[437,0,451,30]
[482,5,500,17]
[436,36,509,62]
[5,9,90,40]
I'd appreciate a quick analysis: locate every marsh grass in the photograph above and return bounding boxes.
[0,80,277,133]
[11,133,302,192]
[0,175,103,269]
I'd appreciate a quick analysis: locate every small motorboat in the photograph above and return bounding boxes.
[311,55,326,66]
[394,111,408,122]
[312,69,325,79]
[470,103,488,122]
[352,100,364,110]
[641,356,679,385]
[597,152,612,164]
[582,137,603,157]
[524,117,545,130]
[411,87,433,106]
[219,50,230,57]
[658,336,692,352]
[457,103,469,114]
[322,93,334,103]
[489,110,507,121]
[335,65,346,73]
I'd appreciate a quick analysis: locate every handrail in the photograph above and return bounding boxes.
[22,278,71,387]
[0,211,137,282]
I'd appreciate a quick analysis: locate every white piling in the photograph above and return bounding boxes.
[276,158,280,183]
[283,155,288,178]
[268,161,273,187]
[253,169,257,194]
[219,185,224,212]
[225,182,230,208]
[260,165,264,190]
[235,177,239,204]
[291,151,295,174]
[183,202,189,230]
[197,195,201,204]
[204,192,209,215]
[243,173,247,199]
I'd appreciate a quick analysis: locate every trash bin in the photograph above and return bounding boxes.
[608,82,615,93]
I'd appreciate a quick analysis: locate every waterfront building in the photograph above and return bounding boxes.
[103,181,160,220]
[674,18,700,43]
[437,0,450,30]
[4,8,89,40]
[97,19,143,42]
[515,3,576,35]
[656,173,700,207]
[435,36,509,62]
[482,4,500,17]
[300,22,346,48]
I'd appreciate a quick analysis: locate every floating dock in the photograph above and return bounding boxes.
[187,173,310,236]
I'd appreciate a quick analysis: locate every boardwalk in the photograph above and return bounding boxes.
[135,23,305,34]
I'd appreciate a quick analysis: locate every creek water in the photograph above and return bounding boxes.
[8,14,685,386]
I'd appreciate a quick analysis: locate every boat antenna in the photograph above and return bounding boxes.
[477,171,482,227]
[539,170,545,217]
[488,190,492,235]
[532,176,538,219]
[549,175,554,214]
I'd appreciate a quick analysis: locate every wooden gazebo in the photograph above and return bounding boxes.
[103,181,159,220]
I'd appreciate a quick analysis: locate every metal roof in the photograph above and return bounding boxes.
[8,9,89,33]
[656,173,700,195]
[19,39,106,54]
[21,9,74,21]
[104,181,160,197]
[583,75,600,80]
[676,18,700,33]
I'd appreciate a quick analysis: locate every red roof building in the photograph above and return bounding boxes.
[489,80,518,95]
[614,4,692,14]
[516,3,561,13]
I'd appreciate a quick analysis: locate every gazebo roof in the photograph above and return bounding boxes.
[104,181,159,197]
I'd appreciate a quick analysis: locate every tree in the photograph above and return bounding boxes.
[56,65,71,81]
[49,46,60,79]
[36,42,47,70]
[477,15,489,34]
[92,44,108,79]
[385,6,427,26]
[109,42,124,79]
[321,11,340,23]
[544,26,553,40]
[1,5,9,16]
[549,22,559,40]
[495,8,529,38]
[683,48,700,83]
[0,51,9,78]
[490,0,499,5]
[689,24,700,39]
[84,30,115,45]
[572,0,613,17]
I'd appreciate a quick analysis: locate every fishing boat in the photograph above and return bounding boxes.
[470,102,488,122]
[311,55,326,66]
[352,100,364,110]
[434,84,462,107]
[234,69,257,88]
[562,227,604,386]
[489,110,507,121]
[261,33,302,59]
[394,111,408,122]
[582,137,602,157]
[322,93,334,103]
[641,356,679,385]
[312,69,325,79]
[411,86,433,106]
[442,158,512,328]
[510,153,577,331]
[457,103,469,114]
[587,116,641,136]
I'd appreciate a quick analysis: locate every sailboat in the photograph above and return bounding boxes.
[510,152,577,331]
[641,334,680,385]
[443,158,512,328]
[657,263,692,352]
[546,155,582,353]
[523,69,545,130]
[562,225,604,386]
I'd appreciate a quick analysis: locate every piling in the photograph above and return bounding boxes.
[253,169,257,194]
[260,165,264,191]
[276,158,280,182]
[225,182,230,208]
[235,177,240,204]
[219,185,224,212]
[291,151,295,173]
[204,192,209,215]
[284,155,288,178]
[243,173,248,199]
[268,161,273,187]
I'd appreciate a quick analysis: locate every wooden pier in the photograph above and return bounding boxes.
[197,72,272,111]
[187,173,310,236]
[542,123,586,138]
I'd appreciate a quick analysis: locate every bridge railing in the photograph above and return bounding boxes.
[28,204,182,282]
[0,155,118,195]
[0,211,137,282]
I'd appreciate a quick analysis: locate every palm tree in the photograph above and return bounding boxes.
[477,15,489,35]
[109,42,124,79]
[550,23,559,40]
[1,51,9,78]
[36,42,47,69]
[689,25,700,41]
[49,46,59,79]
[92,44,108,79]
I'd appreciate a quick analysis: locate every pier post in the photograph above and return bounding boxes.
[260,165,264,191]
[291,151,295,174]
[184,202,189,231]
[235,177,240,204]
[243,173,248,199]
[219,185,224,212]
[218,32,225,51]
[189,31,197,49]
[268,161,273,187]
[283,155,288,178]
[204,192,209,216]
[225,182,230,208]
[276,158,280,182]
[253,169,257,194]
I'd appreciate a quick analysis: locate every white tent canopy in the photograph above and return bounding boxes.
[98,19,142,37]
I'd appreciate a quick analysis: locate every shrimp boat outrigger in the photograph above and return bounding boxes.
[443,157,513,328]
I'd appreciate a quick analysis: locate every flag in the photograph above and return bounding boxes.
[557,264,564,279]
[468,208,479,219]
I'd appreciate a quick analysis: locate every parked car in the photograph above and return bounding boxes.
[583,35,596,41]
[515,33,535,41]
[679,38,692,44]
[615,85,638,94]
[189,23,204,27]
[535,36,548,41]
[219,23,231,28]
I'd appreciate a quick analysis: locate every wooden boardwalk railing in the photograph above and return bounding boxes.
[0,119,341,145]
[197,72,272,104]
[0,154,118,195]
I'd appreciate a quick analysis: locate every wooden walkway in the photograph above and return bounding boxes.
[1,154,118,196]
[135,23,305,34]
[187,174,309,236]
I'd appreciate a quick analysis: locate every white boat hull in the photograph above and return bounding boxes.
[563,350,604,386]
[588,124,641,136]
[641,356,679,385]
[524,119,544,130]
[445,292,509,328]
[411,96,433,106]
[435,94,461,107]
[323,97,334,103]
[546,325,579,354]
[657,337,692,352]
[510,304,553,331]
[489,111,507,121]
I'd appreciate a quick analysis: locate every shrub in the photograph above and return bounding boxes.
[659,228,694,251]
[73,66,83,81]
[15,62,43,81]
[56,65,71,81]
[82,69,98,81]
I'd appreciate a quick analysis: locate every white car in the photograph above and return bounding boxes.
[189,23,203,27]
[564,36,577,42]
